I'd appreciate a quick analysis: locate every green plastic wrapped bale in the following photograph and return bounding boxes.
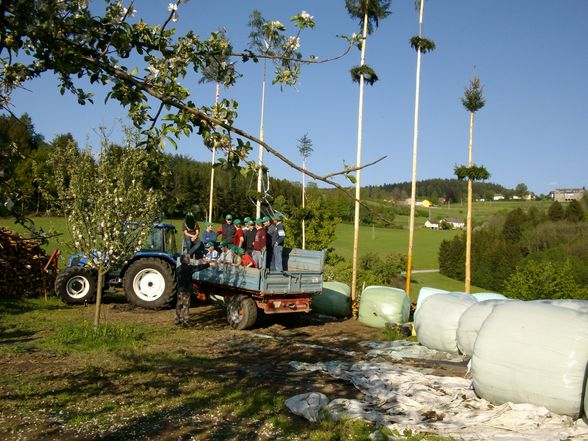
[312,281,351,318]
[358,286,410,328]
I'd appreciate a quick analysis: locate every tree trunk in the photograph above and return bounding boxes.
[465,111,475,293]
[256,59,267,219]
[406,0,425,298]
[351,11,369,317]
[93,267,106,328]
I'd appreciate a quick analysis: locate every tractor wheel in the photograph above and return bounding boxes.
[226,295,258,330]
[123,258,176,309]
[55,267,97,304]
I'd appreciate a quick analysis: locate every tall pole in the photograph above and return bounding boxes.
[302,158,306,249]
[208,82,221,223]
[465,111,474,293]
[256,59,267,219]
[351,11,369,317]
[405,0,425,297]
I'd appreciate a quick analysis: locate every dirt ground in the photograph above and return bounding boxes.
[0,299,468,440]
[110,301,468,396]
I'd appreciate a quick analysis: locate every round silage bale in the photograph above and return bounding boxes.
[472,292,507,301]
[456,299,515,357]
[358,286,410,328]
[471,302,588,418]
[312,281,351,318]
[531,299,588,314]
[415,286,449,313]
[414,292,477,354]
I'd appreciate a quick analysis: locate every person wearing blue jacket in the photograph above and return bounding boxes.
[270,212,286,271]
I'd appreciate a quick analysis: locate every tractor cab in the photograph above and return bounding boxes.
[143,223,178,256]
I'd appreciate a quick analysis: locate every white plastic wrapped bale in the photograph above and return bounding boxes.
[414,292,477,354]
[358,286,410,328]
[415,286,449,313]
[471,302,588,418]
[312,281,352,318]
[532,299,588,314]
[472,292,507,301]
[456,299,515,357]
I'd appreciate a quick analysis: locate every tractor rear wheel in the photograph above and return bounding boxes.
[55,267,97,304]
[226,295,258,330]
[123,258,176,309]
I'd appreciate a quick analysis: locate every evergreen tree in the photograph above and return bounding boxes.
[565,199,584,222]
[547,201,565,221]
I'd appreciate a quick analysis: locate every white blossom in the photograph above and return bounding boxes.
[171,12,178,23]
[167,3,177,12]
[285,36,300,51]
[300,10,313,21]
[147,65,160,78]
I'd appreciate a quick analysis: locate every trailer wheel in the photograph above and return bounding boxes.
[55,267,97,304]
[227,295,258,330]
[123,258,176,309]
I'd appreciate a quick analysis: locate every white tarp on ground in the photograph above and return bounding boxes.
[289,357,588,441]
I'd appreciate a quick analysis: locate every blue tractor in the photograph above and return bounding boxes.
[55,223,187,309]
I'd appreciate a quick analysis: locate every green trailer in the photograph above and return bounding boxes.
[192,248,325,330]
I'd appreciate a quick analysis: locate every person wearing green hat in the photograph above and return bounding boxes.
[217,214,236,244]
[204,241,218,261]
[233,219,244,250]
[263,215,275,268]
[271,212,286,271]
[235,246,256,268]
[201,222,217,245]
[218,240,234,265]
[252,218,267,269]
[243,219,256,255]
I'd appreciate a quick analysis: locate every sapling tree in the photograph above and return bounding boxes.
[49,126,162,327]
[455,75,488,293]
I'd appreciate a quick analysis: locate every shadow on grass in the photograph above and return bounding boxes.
[1,334,383,440]
[0,297,64,316]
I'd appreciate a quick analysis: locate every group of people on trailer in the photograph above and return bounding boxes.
[182,212,286,272]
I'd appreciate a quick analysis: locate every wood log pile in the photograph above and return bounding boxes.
[0,226,56,298]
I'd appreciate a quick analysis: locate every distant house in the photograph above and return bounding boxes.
[493,194,505,201]
[512,195,521,200]
[424,220,439,230]
[443,217,465,229]
[550,188,585,202]
[416,199,432,207]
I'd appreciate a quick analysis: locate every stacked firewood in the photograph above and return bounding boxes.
[0,226,56,297]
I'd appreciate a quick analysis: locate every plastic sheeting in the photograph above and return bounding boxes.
[358,286,410,328]
[312,281,351,318]
[472,292,507,301]
[471,302,588,418]
[289,359,588,440]
[284,392,329,422]
[414,286,449,312]
[414,292,477,354]
[456,299,515,357]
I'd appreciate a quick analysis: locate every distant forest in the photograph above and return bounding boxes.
[1,113,528,223]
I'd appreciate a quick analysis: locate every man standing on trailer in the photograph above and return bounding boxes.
[252,218,267,269]
[271,213,286,272]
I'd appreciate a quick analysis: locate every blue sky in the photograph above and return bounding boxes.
[8,0,588,196]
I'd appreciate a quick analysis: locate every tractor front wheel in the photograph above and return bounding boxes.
[55,267,97,304]
[123,258,176,309]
